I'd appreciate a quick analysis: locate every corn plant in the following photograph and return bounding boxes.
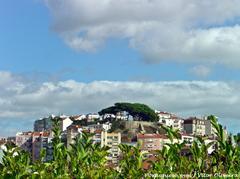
[0,144,31,179]
[0,115,240,178]
[209,115,240,175]
[68,132,110,178]
[118,143,146,178]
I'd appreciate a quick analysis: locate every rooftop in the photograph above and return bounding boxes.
[137,133,167,139]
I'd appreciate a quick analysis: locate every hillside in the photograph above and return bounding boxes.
[109,120,166,142]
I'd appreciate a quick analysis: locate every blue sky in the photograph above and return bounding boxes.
[1,0,240,136]
[1,0,240,82]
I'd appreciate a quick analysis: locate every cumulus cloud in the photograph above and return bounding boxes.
[44,0,240,66]
[0,70,240,135]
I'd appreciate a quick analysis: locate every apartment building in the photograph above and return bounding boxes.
[101,131,121,164]
[67,127,121,164]
[16,131,53,161]
[137,134,164,151]
[67,125,120,164]
[67,124,103,148]
[0,137,15,145]
[34,117,53,132]
[34,115,73,132]
[66,125,82,148]
[184,117,208,136]
[203,116,224,137]
[15,132,33,154]
[32,132,53,162]
[137,133,196,152]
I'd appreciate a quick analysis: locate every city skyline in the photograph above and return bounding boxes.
[1,0,240,136]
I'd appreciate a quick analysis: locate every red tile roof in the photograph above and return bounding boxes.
[137,133,167,139]
[32,132,50,137]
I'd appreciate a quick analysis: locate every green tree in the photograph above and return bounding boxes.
[99,102,158,121]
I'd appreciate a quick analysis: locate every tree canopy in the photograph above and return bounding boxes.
[98,102,158,122]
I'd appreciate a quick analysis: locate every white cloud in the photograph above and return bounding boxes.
[44,0,240,66]
[0,71,240,135]
[190,65,211,77]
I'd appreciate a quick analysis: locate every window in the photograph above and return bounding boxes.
[147,139,153,142]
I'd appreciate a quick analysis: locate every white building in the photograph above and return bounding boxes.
[116,111,129,120]
[86,113,100,122]
[70,115,86,121]
[102,114,116,120]
[59,115,73,131]
[180,133,216,154]
[180,133,195,146]
[84,122,112,132]
[156,111,184,131]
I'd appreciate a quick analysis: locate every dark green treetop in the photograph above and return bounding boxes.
[98,102,158,122]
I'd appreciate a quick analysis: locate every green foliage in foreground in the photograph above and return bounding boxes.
[0,115,240,178]
[99,102,159,122]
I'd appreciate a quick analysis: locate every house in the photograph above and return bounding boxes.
[156,111,184,131]
[116,111,129,120]
[180,133,194,146]
[59,115,73,131]
[70,115,86,121]
[83,122,112,132]
[102,114,116,120]
[86,113,100,122]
